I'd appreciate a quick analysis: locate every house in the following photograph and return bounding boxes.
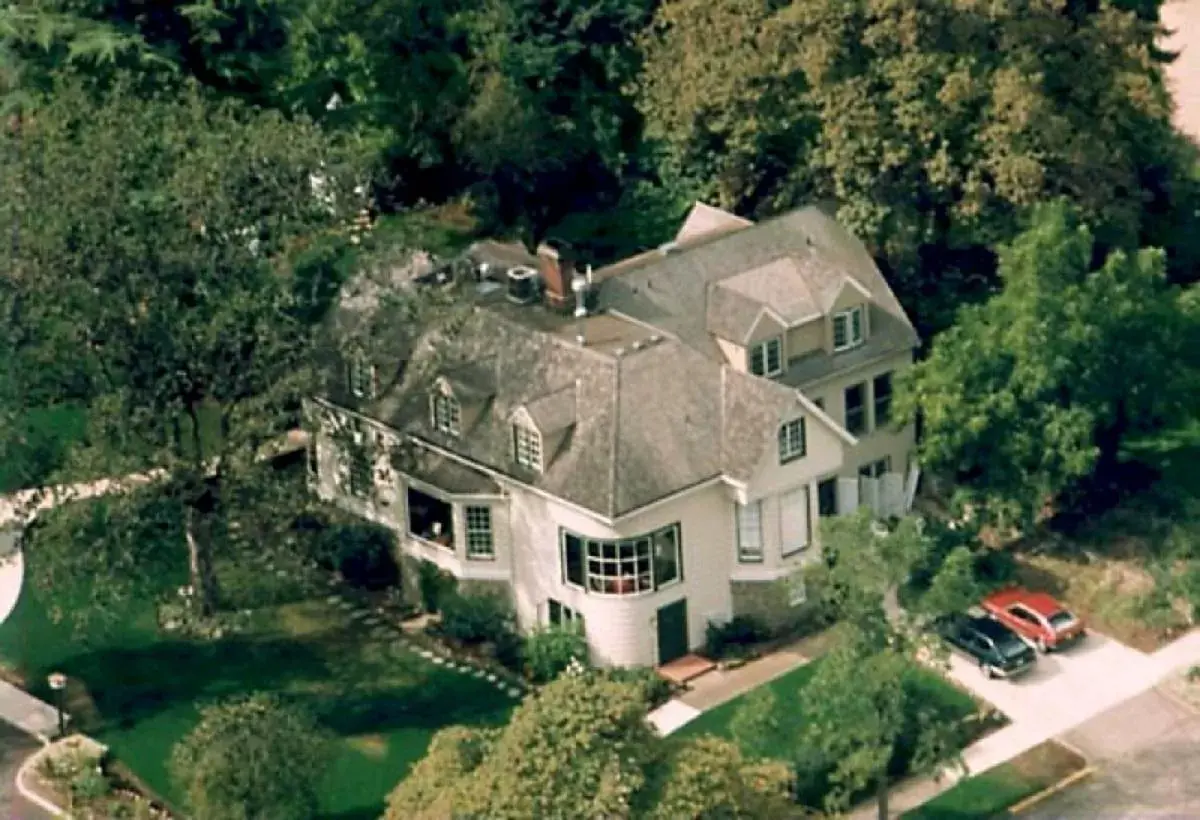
[306,202,920,668]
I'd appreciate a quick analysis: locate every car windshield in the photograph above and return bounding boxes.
[1048,611,1076,630]
[996,635,1030,660]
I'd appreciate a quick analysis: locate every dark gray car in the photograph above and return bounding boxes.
[936,613,1037,679]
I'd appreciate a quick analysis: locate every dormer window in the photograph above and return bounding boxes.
[348,354,376,399]
[431,392,461,436]
[749,336,783,377]
[514,423,543,472]
[832,306,865,351]
[778,418,807,463]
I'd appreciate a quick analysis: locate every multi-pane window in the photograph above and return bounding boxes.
[514,424,543,472]
[465,506,494,559]
[735,501,764,563]
[749,337,783,377]
[844,383,867,435]
[832,306,864,351]
[859,457,891,479]
[817,478,839,517]
[548,599,584,629]
[778,418,807,463]
[431,392,461,436]
[347,431,372,498]
[780,486,810,556]
[561,524,682,596]
[348,355,376,399]
[873,372,893,427]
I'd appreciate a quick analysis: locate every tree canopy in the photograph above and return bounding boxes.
[385,671,797,819]
[0,77,366,616]
[899,200,1200,526]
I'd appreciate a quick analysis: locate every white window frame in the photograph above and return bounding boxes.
[832,306,865,352]
[349,355,376,399]
[465,505,494,559]
[748,336,784,377]
[778,418,807,463]
[560,524,682,596]
[873,371,893,428]
[514,424,543,472]
[547,599,584,628]
[780,486,810,557]
[431,392,461,436]
[735,501,764,563]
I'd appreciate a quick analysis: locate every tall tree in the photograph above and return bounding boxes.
[385,671,797,819]
[453,0,654,248]
[0,78,366,617]
[899,200,1200,527]
[637,0,1186,329]
[732,512,973,818]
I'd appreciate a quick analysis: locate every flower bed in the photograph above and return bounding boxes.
[28,736,172,819]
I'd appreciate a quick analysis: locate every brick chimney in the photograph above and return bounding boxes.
[537,242,572,310]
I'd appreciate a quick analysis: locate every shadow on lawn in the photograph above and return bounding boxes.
[316,674,513,737]
[51,634,331,730]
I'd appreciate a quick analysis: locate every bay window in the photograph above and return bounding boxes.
[560,524,682,596]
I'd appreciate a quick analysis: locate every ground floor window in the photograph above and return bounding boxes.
[547,599,584,629]
[465,506,494,559]
[780,486,810,556]
[859,457,891,480]
[561,523,682,596]
[817,478,838,517]
[735,501,764,562]
[407,486,454,549]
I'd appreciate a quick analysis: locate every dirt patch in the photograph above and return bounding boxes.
[1009,740,1087,785]
[345,733,390,759]
[1014,553,1188,652]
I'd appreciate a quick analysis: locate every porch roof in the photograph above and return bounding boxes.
[403,450,500,496]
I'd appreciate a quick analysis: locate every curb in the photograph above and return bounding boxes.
[1008,764,1096,815]
[14,743,65,818]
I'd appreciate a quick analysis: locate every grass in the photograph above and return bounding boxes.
[676,658,989,811]
[0,576,514,819]
[903,741,1087,819]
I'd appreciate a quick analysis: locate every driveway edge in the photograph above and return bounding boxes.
[1009,764,1096,815]
[14,744,64,818]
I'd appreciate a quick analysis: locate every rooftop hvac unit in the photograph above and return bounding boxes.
[506,266,540,305]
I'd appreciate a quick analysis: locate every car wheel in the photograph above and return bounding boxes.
[981,662,996,679]
[1035,637,1049,653]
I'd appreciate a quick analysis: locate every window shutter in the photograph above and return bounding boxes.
[780,487,809,554]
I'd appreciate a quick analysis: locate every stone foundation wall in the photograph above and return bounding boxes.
[730,573,831,639]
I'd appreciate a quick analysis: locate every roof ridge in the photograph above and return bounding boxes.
[607,353,621,519]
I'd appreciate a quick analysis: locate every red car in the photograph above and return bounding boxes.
[981,587,1086,653]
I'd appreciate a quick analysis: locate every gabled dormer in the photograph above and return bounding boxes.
[429,365,496,438]
[823,277,873,353]
[510,384,577,473]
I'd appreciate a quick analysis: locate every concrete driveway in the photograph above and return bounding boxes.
[0,722,52,820]
[945,632,1160,726]
[1024,687,1200,819]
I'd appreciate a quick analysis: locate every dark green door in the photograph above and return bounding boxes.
[657,599,689,665]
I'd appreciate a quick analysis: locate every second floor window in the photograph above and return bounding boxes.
[432,393,461,436]
[514,424,543,472]
[873,372,893,427]
[845,383,867,436]
[749,337,783,377]
[832,306,865,351]
[735,501,764,563]
[778,418,807,463]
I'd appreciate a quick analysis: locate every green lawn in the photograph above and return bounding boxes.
[903,741,1087,819]
[677,659,988,808]
[0,578,514,820]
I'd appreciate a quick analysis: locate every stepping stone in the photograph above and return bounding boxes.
[418,649,433,659]
[471,669,485,678]
[431,656,445,665]
[505,687,522,698]
[325,595,340,604]
[337,599,355,609]
[485,674,497,683]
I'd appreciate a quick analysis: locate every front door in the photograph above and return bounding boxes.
[657,599,689,665]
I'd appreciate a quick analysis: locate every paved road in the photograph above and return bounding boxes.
[0,722,52,820]
[1025,688,1200,819]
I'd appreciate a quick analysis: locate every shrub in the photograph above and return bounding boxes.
[418,559,457,613]
[171,693,333,820]
[600,666,674,708]
[437,591,517,646]
[314,522,399,590]
[524,624,589,683]
[705,615,770,659]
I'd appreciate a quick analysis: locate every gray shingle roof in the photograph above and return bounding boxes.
[597,204,918,385]
[374,306,810,518]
